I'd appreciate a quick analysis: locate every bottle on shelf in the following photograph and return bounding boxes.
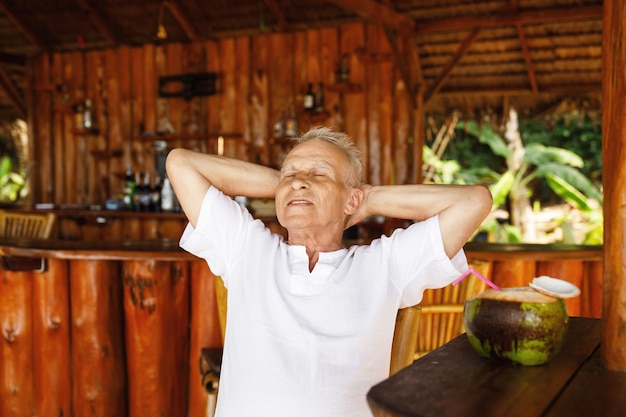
[123,166,136,210]
[314,82,325,113]
[285,105,298,137]
[150,175,162,212]
[133,172,143,211]
[161,176,175,212]
[139,172,152,212]
[83,99,93,130]
[273,110,286,139]
[303,83,315,112]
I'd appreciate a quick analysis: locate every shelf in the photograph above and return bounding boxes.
[73,128,100,135]
[90,149,123,158]
[139,132,243,141]
[326,83,362,93]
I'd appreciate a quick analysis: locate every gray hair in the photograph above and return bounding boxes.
[290,126,363,187]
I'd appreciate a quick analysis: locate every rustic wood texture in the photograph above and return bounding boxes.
[368,318,606,417]
[0,239,605,417]
[33,258,71,417]
[70,259,126,417]
[30,23,418,207]
[601,0,626,372]
[0,270,35,417]
[123,259,190,417]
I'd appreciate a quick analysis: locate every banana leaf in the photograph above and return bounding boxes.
[544,173,592,211]
[536,163,603,203]
[524,143,584,168]
[489,171,515,208]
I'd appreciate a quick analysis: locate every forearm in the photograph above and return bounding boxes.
[355,183,492,257]
[166,148,279,226]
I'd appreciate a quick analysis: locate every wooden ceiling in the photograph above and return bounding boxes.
[0,0,603,123]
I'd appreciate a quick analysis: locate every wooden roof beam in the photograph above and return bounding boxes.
[416,5,603,33]
[424,28,481,103]
[166,0,200,41]
[0,0,45,51]
[516,23,539,94]
[74,0,119,46]
[264,0,289,31]
[0,66,26,118]
[327,0,415,37]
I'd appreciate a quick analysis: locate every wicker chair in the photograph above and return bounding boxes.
[414,259,491,359]
[199,276,421,417]
[0,210,56,239]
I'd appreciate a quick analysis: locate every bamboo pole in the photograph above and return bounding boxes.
[601,0,626,372]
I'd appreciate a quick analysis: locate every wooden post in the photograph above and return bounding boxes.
[601,0,626,372]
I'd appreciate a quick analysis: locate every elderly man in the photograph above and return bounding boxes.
[166,126,492,417]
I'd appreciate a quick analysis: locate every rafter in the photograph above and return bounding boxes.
[416,5,602,33]
[424,28,481,103]
[327,0,415,37]
[167,0,200,41]
[74,0,119,46]
[0,0,45,51]
[516,23,538,94]
[0,66,26,118]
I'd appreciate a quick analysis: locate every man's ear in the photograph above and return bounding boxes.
[345,187,364,215]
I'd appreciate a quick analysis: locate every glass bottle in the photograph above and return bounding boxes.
[161,177,174,212]
[303,83,315,112]
[123,167,136,210]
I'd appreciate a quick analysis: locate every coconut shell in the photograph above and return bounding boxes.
[463,287,569,366]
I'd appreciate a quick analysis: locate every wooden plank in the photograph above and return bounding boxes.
[235,37,250,160]
[249,35,269,165]
[544,348,626,417]
[187,263,222,417]
[340,23,367,180]
[0,270,35,417]
[581,260,602,318]
[206,39,222,156]
[122,259,189,417]
[33,259,71,417]
[601,0,626,371]
[378,26,393,185]
[368,318,601,417]
[491,258,536,288]
[536,260,584,316]
[34,55,54,203]
[220,38,237,158]
[70,259,126,417]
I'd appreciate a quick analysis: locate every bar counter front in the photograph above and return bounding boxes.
[0,237,222,417]
[0,236,606,417]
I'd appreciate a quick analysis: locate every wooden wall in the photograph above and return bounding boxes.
[28,22,419,206]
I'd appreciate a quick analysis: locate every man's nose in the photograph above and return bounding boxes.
[290,174,309,189]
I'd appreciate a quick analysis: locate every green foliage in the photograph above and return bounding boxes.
[427,111,603,244]
[0,156,26,202]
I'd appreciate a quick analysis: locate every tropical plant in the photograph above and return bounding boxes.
[0,155,26,202]
[424,110,603,244]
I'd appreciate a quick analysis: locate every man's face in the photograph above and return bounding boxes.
[275,139,357,234]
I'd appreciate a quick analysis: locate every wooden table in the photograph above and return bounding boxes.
[368,317,626,417]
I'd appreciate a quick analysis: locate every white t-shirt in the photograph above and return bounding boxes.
[180,186,467,417]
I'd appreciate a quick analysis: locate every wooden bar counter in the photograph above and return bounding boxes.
[0,237,222,417]
[0,235,604,417]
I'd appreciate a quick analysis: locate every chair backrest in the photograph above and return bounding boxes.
[414,259,491,359]
[0,210,56,239]
[213,276,421,376]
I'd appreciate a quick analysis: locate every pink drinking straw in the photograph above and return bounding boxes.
[452,267,502,291]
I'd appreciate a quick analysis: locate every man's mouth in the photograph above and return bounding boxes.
[288,199,312,206]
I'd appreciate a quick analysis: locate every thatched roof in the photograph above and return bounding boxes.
[0,0,603,122]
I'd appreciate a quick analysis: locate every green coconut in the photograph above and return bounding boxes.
[463,287,569,366]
